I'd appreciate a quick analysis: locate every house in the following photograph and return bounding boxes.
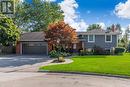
[16,29,120,55]
[16,32,48,55]
[76,29,120,51]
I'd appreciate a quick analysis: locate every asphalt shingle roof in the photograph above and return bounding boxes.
[20,30,121,42]
[20,32,45,42]
[77,29,121,35]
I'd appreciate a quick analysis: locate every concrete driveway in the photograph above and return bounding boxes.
[0,55,49,67]
[0,55,51,72]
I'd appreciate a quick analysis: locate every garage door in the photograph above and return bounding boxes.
[22,43,47,55]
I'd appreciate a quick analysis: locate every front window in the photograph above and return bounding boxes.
[88,35,95,42]
[105,35,112,42]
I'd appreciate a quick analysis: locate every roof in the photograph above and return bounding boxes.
[77,29,121,35]
[20,32,46,42]
[20,30,121,42]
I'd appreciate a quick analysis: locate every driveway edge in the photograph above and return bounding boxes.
[38,71,130,79]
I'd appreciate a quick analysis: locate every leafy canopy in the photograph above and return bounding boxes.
[107,24,122,32]
[87,24,102,31]
[0,14,20,46]
[14,0,64,32]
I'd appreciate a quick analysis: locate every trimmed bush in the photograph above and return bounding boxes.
[49,50,71,58]
[60,52,71,57]
[79,50,86,56]
[86,49,93,55]
[115,47,126,55]
[49,50,59,58]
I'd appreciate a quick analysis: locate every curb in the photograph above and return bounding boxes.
[38,70,130,79]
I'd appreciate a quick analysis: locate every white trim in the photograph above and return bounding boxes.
[88,35,95,43]
[105,35,112,43]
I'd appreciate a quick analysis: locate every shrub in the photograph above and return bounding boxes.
[79,50,86,56]
[110,47,115,55]
[115,47,126,55]
[79,49,93,56]
[93,45,105,55]
[104,49,111,55]
[49,50,71,58]
[60,52,71,57]
[86,49,94,55]
[128,44,130,52]
[49,50,59,58]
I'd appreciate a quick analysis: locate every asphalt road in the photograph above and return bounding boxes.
[0,73,130,87]
[0,55,49,67]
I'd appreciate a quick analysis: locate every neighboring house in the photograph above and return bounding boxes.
[76,29,120,51]
[16,30,120,55]
[16,32,48,55]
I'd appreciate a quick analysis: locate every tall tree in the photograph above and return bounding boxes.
[107,24,122,32]
[14,0,63,32]
[0,14,20,46]
[45,21,77,51]
[87,24,102,31]
[116,24,122,32]
[119,27,129,48]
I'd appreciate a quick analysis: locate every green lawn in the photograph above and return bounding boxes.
[40,53,130,76]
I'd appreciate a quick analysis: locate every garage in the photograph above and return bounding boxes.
[16,32,48,55]
[22,42,48,55]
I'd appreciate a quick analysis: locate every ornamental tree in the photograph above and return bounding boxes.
[0,14,20,46]
[45,21,77,51]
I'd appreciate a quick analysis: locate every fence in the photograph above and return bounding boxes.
[0,46,15,54]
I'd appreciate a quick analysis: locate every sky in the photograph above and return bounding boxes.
[25,0,130,31]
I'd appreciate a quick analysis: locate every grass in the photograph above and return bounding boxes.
[40,53,130,76]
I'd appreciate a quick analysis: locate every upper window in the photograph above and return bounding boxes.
[78,35,83,38]
[105,35,112,43]
[88,35,95,42]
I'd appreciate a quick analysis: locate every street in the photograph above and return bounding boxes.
[0,72,130,87]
